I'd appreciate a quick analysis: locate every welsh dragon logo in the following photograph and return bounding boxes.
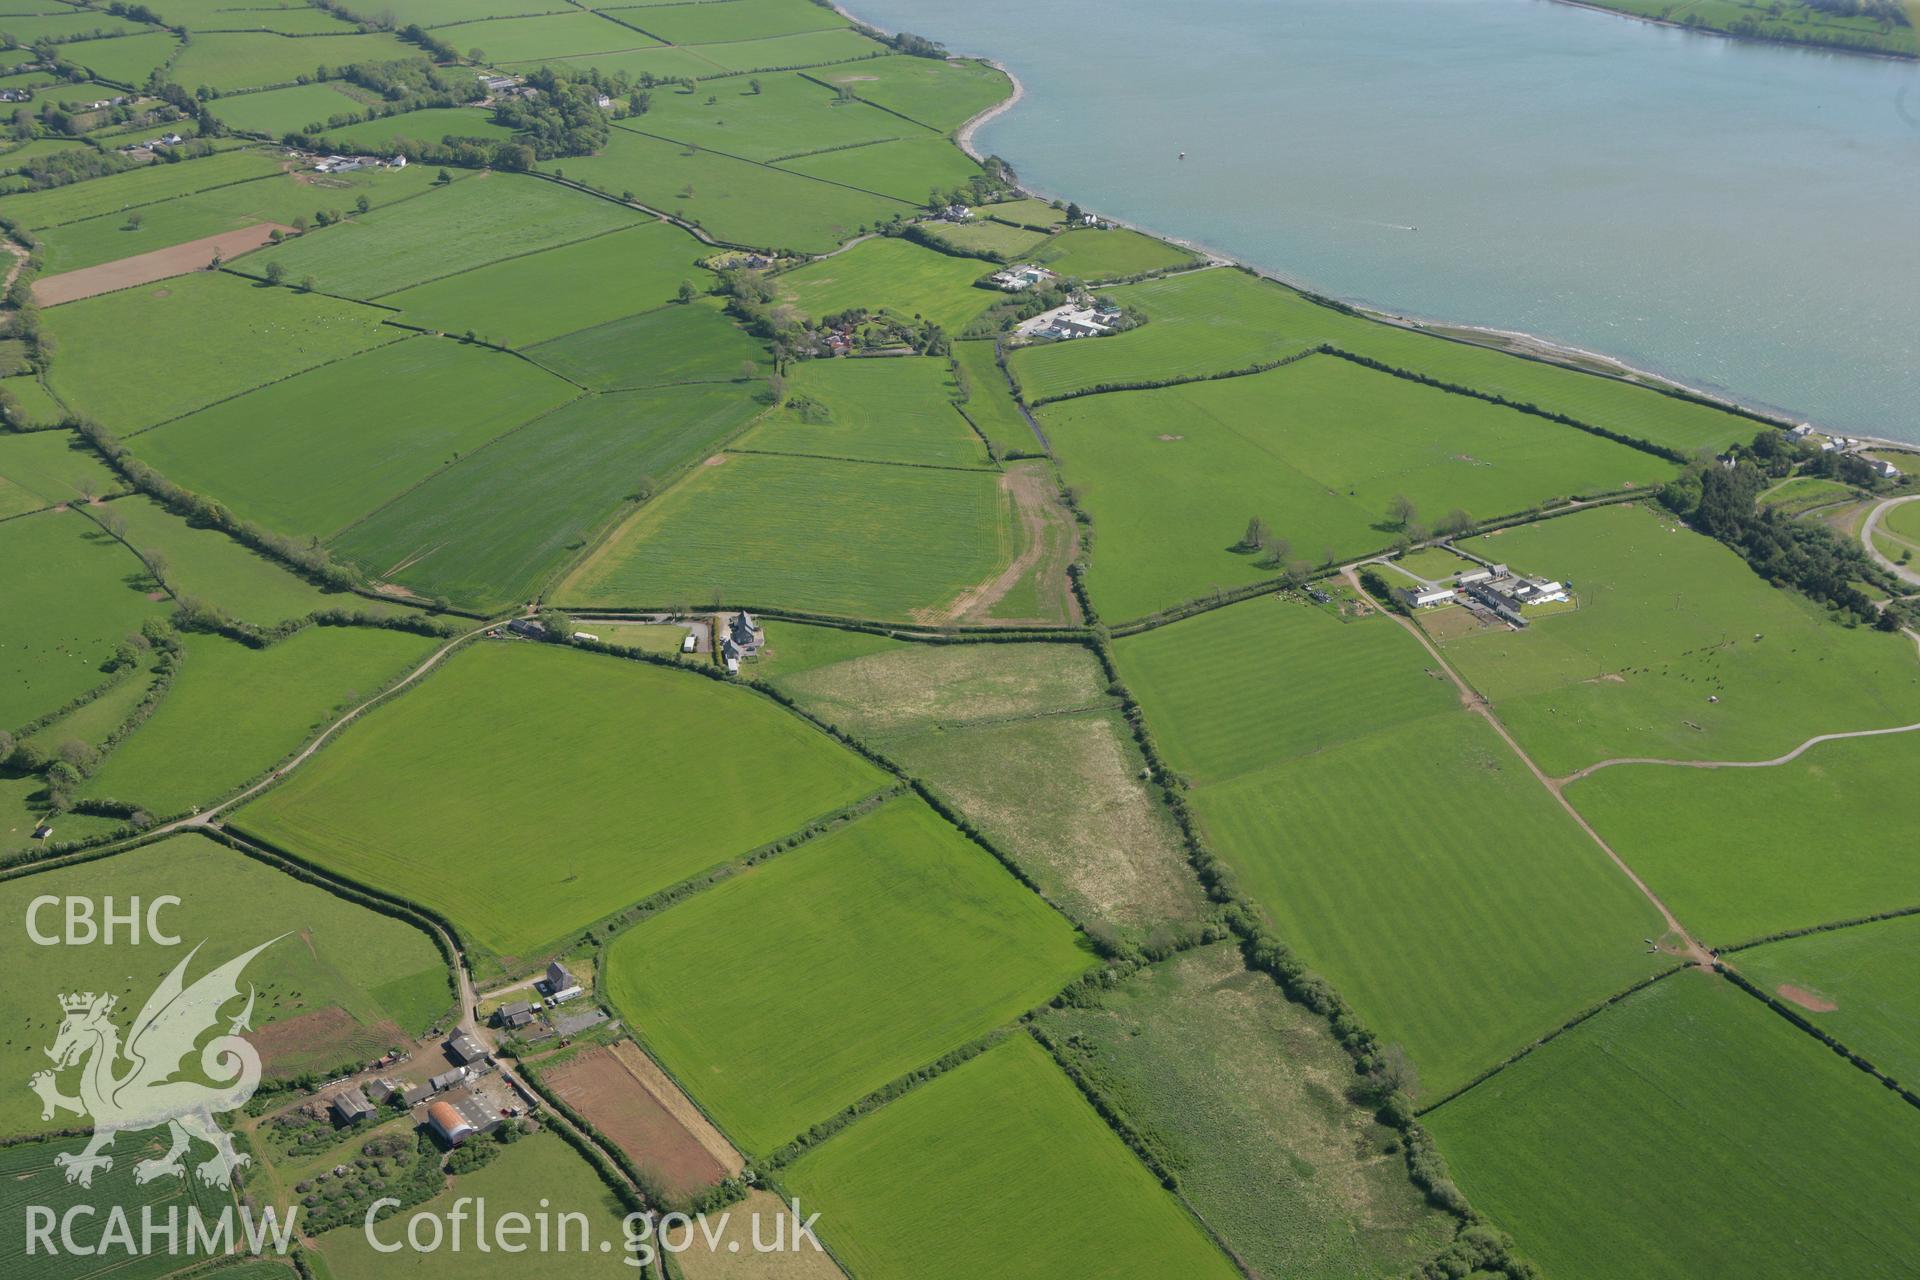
[30,937,283,1189]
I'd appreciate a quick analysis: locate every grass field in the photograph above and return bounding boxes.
[1569,728,1920,945]
[621,0,847,44]
[1034,226,1199,280]
[783,1032,1237,1280]
[773,134,981,204]
[772,638,1109,737]
[129,336,577,541]
[324,0,558,22]
[235,642,888,967]
[33,162,447,275]
[58,30,182,85]
[1044,946,1454,1279]
[0,508,163,731]
[1114,595,1462,784]
[44,272,399,432]
[554,126,904,254]
[950,340,1033,455]
[166,30,420,93]
[0,1134,226,1279]
[314,1130,636,1278]
[247,172,642,300]
[331,383,764,610]
[80,626,437,816]
[915,216,1047,259]
[743,618,905,681]
[736,356,988,468]
[0,11,149,42]
[809,55,1010,131]
[1442,503,1920,774]
[206,81,371,135]
[1044,354,1669,620]
[1883,495,1920,542]
[1591,0,1915,55]
[777,234,996,333]
[560,450,1012,619]
[0,372,68,427]
[1013,268,1761,454]
[1,149,285,231]
[637,71,921,162]
[0,831,449,1135]
[88,494,353,623]
[384,221,708,347]
[0,429,120,511]
[1734,915,1920,1087]
[434,10,658,62]
[313,106,518,151]
[1426,970,1920,1280]
[524,296,769,389]
[674,26,880,73]
[604,796,1092,1153]
[23,659,154,757]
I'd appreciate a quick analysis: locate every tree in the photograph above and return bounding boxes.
[355,195,370,214]
[263,260,286,286]
[1065,201,1082,224]
[0,729,15,766]
[1435,508,1475,537]
[301,275,316,293]
[139,547,168,584]
[124,209,143,230]
[748,78,762,95]
[1238,516,1271,551]
[435,167,452,185]
[1386,493,1418,530]
[676,279,697,304]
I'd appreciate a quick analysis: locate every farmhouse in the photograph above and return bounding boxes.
[989,264,1056,292]
[1017,304,1114,342]
[507,617,547,640]
[446,1031,488,1065]
[329,1086,376,1125]
[479,74,521,95]
[493,1000,535,1029]
[1789,423,1814,440]
[728,610,764,656]
[1867,458,1901,479]
[0,88,29,103]
[546,959,575,992]
[428,1067,467,1092]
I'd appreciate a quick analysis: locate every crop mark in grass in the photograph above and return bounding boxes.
[1776,983,1837,1012]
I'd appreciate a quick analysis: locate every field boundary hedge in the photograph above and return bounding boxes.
[1717,963,1920,1113]
[1023,342,1323,407]
[613,121,925,212]
[1718,902,1920,956]
[721,444,998,474]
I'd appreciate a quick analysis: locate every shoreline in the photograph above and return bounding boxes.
[1548,0,1917,65]
[902,12,1919,452]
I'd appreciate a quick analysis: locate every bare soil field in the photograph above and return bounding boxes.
[33,222,295,305]
[545,1042,738,1202]
[252,1006,401,1078]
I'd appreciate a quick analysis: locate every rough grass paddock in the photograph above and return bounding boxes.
[543,1044,729,1203]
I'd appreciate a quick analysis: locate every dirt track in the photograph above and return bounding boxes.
[33,222,295,306]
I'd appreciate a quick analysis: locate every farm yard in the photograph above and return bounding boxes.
[0,6,1913,1278]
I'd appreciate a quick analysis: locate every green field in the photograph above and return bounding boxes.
[235,642,888,967]
[0,831,449,1134]
[1883,495,1920,542]
[554,125,905,254]
[206,81,371,135]
[621,0,847,44]
[524,296,770,389]
[673,26,881,73]
[313,106,518,151]
[1443,503,1920,774]
[314,1130,636,1279]
[950,340,1033,455]
[916,216,1047,259]
[1043,354,1669,620]
[325,0,557,22]
[129,336,577,541]
[0,11,149,43]
[23,659,154,758]
[81,626,436,816]
[1115,595,1462,783]
[773,134,982,204]
[1193,710,1670,1097]
[776,234,997,333]
[736,356,988,468]
[0,1134,226,1280]
[784,1032,1236,1280]
[810,54,1011,131]
[44,272,399,432]
[86,494,350,623]
[635,71,922,162]
[331,383,764,610]
[385,221,707,348]
[166,30,420,93]
[1,149,285,231]
[0,429,119,511]
[0,373,69,427]
[33,162,447,275]
[1426,970,1920,1280]
[246,172,642,300]
[559,450,1013,620]
[437,10,657,62]
[1034,226,1200,280]
[1589,0,1915,55]
[980,197,1067,229]
[744,617,905,681]
[1569,728,1920,945]
[1043,946,1454,1279]
[59,30,182,85]
[0,508,163,730]
[605,796,1091,1153]
[1734,915,1920,1086]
